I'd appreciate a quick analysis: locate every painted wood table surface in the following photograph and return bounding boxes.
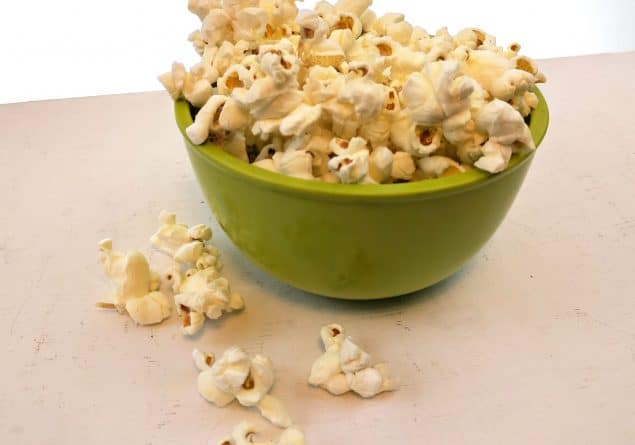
[1,52,634,445]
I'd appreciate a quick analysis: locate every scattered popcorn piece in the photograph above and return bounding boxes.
[163,0,545,181]
[173,268,244,335]
[339,336,371,373]
[198,368,237,407]
[125,291,172,326]
[257,395,293,428]
[217,422,305,445]
[234,354,275,407]
[319,323,345,349]
[212,346,252,393]
[308,324,399,398]
[151,210,242,335]
[473,139,512,174]
[97,239,171,326]
[193,348,216,371]
[349,366,383,398]
[151,210,218,268]
[194,347,293,427]
[368,146,393,183]
[276,426,305,445]
[158,63,187,101]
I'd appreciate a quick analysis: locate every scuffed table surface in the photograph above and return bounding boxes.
[1,52,635,444]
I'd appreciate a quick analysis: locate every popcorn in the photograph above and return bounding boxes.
[368,146,393,183]
[391,151,416,181]
[224,132,250,161]
[402,72,444,126]
[308,324,399,398]
[335,0,372,17]
[218,65,255,96]
[386,19,413,45]
[337,77,386,122]
[262,0,299,28]
[257,395,293,428]
[217,422,305,445]
[151,210,243,335]
[151,210,215,266]
[96,239,171,326]
[273,149,314,179]
[279,103,323,136]
[163,0,545,182]
[198,367,236,407]
[194,347,293,427]
[172,268,244,335]
[476,99,535,150]
[491,69,534,102]
[233,7,269,43]
[186,95,229,145]
[327,136,370,183]
[418,155,465,178]
[339,336,371,372]
[124,292,172,326]
[512,90,539,118]
[188,0,222,21]
[223,0,259,19]
[202,9,234,47]
[218,98,251,133]
[193,348,216,371]
[454,28,494,50]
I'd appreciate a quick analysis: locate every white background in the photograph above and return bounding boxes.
[1,0,634,104]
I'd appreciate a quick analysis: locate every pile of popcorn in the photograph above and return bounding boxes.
[97,213,401,442]
[160,0,545,183]
[97,210,243,334]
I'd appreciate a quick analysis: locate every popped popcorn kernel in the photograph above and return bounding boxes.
[151,211,243,336]
[163,0,545,180]
[194,347,294,427]
[96,239,171,326]
[308,324,399,398]
[216,422,305,445]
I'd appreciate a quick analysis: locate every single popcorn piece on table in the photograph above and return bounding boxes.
[308,323,399,398]
[96,239,171,326]
[216,421,305,445]
[162,0,545,180]
[194,347,293,428]
[166,256,243,336]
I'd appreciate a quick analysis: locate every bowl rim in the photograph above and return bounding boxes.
[175,86,549,199]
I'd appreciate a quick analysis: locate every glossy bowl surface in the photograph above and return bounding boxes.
[175,88,549,299]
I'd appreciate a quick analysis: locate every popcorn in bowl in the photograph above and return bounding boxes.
[162,0,545,182]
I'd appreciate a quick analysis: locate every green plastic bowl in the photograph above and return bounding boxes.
[175,88,549,299]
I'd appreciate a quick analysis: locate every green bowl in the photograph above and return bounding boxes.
[175,88,549,299]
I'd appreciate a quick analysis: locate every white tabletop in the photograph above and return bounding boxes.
[1,52,634,445]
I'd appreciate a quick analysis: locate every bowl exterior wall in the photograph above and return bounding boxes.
[185,141,534,299]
